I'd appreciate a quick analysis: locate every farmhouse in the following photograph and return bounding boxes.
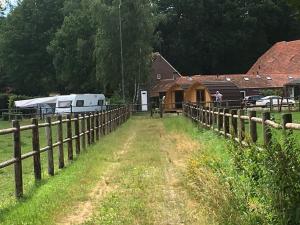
[150,40,300,110]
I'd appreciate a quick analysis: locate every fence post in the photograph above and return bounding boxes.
[32,118,41,180]
[81,114,86,150]
[223,109,229,137]
[91,113,95,144]
[75,114,80,155]
[66,114,73,160]
[262,111,272,147]
[57,115,64,168]
[13,120,23,198]
[249,111,257,143]
[238,110,245,142]
[159,100,163,118]
[45,117,54,176]
[282,113,292,135]
[87,113,91,145]
[96,111,100,141]
[217,108,222,132]
[230,109,238,138]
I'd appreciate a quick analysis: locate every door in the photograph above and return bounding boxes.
[196,90,205,103]
[175,90,184,109]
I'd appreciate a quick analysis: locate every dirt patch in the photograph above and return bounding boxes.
[56,133,136,225]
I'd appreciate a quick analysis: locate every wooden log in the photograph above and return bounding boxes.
[249,111,257,143]
[262,111,271,147]
[81,114,86,150]
[95,111,100,141]
[238,110,245,142]
[32,118,41,180]
[45,117,54,176]
[87,113,91,145]
[74,114,80,155]
[230,109,238,138]
[66,114,73,160]
[57,115,64,168]
[13,120,23,198]
[91,113,95,143]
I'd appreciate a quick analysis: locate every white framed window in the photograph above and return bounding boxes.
[157,74,161,80]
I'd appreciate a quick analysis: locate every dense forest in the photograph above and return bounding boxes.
[0,0,300,100]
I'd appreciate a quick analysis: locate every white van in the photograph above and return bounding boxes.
[55,94,106,114]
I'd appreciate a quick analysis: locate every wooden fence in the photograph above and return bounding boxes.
[183,103,300,146]
[0,105,130,198]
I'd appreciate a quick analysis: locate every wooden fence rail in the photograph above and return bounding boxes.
[183,103,298,147]
[0,105,130,198]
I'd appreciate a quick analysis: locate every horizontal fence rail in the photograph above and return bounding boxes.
[183,102,299,147]
[0,105,130,198]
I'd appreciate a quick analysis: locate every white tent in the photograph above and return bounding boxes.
[15,97,58,108]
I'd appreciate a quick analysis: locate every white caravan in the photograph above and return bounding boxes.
[55,94,106,114]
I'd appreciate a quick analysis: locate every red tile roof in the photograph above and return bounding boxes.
[247,40,300,75]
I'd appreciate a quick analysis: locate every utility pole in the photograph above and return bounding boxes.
[119,0,125,103]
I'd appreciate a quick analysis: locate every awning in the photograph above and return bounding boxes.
[15,97,58,108]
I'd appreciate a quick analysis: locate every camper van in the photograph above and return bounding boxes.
[55,94,106,114]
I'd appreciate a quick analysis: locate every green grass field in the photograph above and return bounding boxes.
[0,118,77,210]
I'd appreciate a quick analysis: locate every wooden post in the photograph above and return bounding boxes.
[66,114,73,160]
[238,110,245,142]
[223,109,229,137]
[159,100,163,118]
[32,118,41,180]
[57,115,64,168]
[81,114,86,150]
[74,114,80,155]
[45,117,54,176]
[282,113,292,134]
[100,111,104,136]
[87,113,91,145]
[262,111,271,147]
[230,109,238,138]
[249,111,257,143]
[217,108,222,132]
[13,120,23,198]
[91,113,95,143]
[95,111,100,141]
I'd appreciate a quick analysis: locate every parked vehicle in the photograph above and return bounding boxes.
[243,95,264,106]
[256,96,295,107]
[55,94,106,114]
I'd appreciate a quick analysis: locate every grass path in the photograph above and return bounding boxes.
[0,116,211,225]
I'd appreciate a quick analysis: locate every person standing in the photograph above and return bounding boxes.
[215,91,223,107]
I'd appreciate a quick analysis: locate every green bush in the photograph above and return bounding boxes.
[188,128,300,225]
[8,94,31,109]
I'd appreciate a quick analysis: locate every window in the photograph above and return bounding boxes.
[244,77,250,81]
[98,100,104,106]
[157,74,161,80]
[76,100,84,107]
[58,101,72,108]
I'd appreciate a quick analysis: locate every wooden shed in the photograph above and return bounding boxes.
[151,77,241,111]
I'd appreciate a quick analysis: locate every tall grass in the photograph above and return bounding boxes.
[165,116,300,225]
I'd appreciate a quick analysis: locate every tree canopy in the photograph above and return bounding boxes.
[0,0,300,100]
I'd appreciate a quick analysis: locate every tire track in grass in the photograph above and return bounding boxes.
[56,132,137,225]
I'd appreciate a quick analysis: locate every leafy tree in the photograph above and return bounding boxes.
[0,0,64,95]
[155,0,300,75]
[48,0,98,94]
[93,0,156,101]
